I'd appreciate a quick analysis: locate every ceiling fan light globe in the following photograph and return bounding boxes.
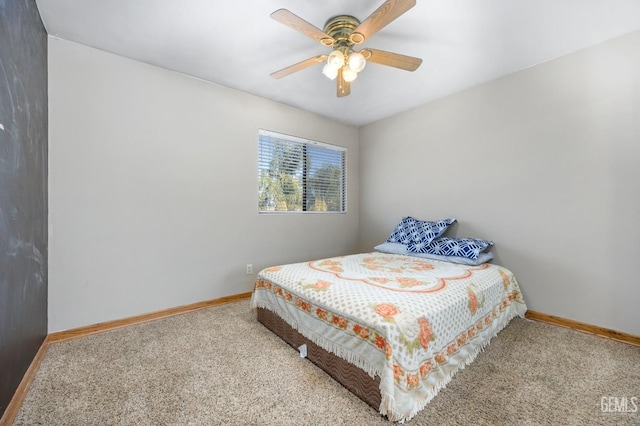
[342,66,358,82]
[327,50,345,68]
[322,63,338,80]
[348,51,366,72]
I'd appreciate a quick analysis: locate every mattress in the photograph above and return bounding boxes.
[251,252,527,422]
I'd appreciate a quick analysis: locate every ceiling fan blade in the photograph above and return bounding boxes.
[362,48,422,71]
[271,55,328,79]
[337,68,350,97]
[350,0,416,44]
[271,9,335,46]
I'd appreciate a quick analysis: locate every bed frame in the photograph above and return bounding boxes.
[257,307,381,410]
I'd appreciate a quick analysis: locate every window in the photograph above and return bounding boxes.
[258,129,346,213]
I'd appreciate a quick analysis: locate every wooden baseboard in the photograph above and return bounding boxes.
[524,310,640,347]
[0,337,50,426]
[48,292,252,343]
[0,292,253,426]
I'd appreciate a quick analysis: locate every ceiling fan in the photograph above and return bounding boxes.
[270,0,423,97]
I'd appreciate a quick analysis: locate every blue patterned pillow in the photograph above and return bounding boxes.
[385,217,416,244]
[407,236,494,260]
[386,217,456,245]
[375,242,493,265]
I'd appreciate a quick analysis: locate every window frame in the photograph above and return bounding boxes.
[258,129,347,214]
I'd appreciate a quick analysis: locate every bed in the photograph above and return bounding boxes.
[251,251,526,422]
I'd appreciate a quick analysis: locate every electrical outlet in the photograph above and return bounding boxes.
[246,264,253,275]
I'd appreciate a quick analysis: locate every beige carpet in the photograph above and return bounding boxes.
[14,301,640,425]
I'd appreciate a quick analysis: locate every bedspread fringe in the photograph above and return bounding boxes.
[383,306,526,423]
[251,299,381,379]
[252,286,527,423]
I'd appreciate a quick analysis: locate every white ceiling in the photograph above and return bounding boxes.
[36,0,640,126]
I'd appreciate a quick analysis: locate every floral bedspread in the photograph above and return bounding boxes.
[250,252,527,422]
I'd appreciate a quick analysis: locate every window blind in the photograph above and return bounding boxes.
[258,129,346,213]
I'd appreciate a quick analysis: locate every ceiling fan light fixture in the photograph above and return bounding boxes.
[342,66,358,82]
[322,63,339,80]
[347,51,366,72]
[270,1,422,96]
[327,49,345,69]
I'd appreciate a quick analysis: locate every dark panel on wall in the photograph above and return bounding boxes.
[0,0,48,417]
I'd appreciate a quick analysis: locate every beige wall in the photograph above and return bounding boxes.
[49,30,640,336]
[48,38,360,332]
[359,31,640,336]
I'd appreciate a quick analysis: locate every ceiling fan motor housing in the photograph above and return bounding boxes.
[323,15,364,49]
